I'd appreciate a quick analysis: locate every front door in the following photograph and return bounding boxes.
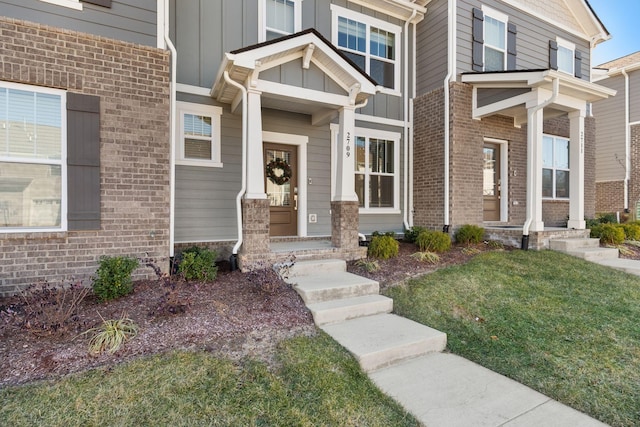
[483,143,501,221]
[265,143,297,236]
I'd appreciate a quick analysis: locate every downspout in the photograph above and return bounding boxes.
[622,68,630,213]
[409,20,417,227]
[354,98,369,244]
[521,77,560,249]
[164,0,177,259]
[224,72,248,267]
[403,9,417,232]
[443,0,456,233]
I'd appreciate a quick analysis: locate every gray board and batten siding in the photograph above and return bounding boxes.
[0,0,158,47]
[416,0,449,95]
[169,0,406,121]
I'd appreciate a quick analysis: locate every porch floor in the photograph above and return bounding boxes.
[271,239,333,253]
[269,238,367,264]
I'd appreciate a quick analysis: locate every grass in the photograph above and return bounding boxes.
[0,333,419,427]
[385,250,640,427]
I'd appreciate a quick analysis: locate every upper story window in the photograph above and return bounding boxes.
[39,0,111,10]
[483,6,508,72]
[542,135,570,199]
[331,4,401,93]
[260,0,303,42]
[0,82,66,231]
[556,38,575,75]
[176,102,223,168]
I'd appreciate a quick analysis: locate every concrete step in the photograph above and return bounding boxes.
[550,238,600,251]
[566,247,619,261]
[595,258,640,276]
[321,313,447,372]
[285,259,346,279]
[308,294,393,326]
[290,271,379,304]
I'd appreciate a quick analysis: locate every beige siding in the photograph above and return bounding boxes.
[593,75,626,182]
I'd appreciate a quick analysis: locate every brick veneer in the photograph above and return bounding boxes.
[238,198,273,269]
[629,124,640,215]
[413,82,596,235]
[595,181,625,214]
[0,17,170,295]
[330,201,359,249]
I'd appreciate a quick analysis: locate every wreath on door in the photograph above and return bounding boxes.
[265,157,292,185]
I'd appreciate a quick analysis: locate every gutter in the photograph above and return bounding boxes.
[163,0,177,258]
[622,68,630,212]
[223,72,248,267]
[522,77,560,249]
[403,9,418,232]
[443,0,456,233]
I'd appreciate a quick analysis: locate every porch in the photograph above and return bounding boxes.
[270,237,367,265]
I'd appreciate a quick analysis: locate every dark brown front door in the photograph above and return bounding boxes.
[483,143,501,221]
[264,143,297,236]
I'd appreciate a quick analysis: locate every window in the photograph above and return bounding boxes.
[260,0,302,42]
[331,5,401,92]
[176,102,223,167]
[556,38,575,75]
[542,135,570,199]
[0,82,66,231]
[483,7,508,72]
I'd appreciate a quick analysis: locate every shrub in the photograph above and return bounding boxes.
[368,235,399,259]
[416,230,451,253]
[622,223,640,241]
[92,256,139,302]
[83,313,138,354]
[597,213,618,224]
[178,246,218,282]
[591,223,625,245]
[410,251,440,264]
[404,226,427,244]
[455,225,485,245]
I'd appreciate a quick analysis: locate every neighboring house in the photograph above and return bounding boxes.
[592,51,640,217]
[0,0,616,293]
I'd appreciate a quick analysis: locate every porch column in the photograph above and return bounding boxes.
[567,109,586,229]
[245,88,266,199]
[525,103,545,232]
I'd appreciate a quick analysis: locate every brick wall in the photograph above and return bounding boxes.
[595,181,625,214]
[0,17,170,295]
[629,124,640,215]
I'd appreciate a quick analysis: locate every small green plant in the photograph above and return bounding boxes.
[355,258,381,272]
[590,223,625,245]
[371,230,396,238]
[461,246,481,255]
[622,223,640,241]
[368,235,399,259]
[178,246,218,282]
[455,224,485,245]
[486,240,504,250]
[83,313,138,354]
[416,230,451,253]
[410,251,440,264]
[404,226,427,243]
[92,256,139,302]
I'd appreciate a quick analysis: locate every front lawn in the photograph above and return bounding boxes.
[0,332,418,426]
[385,250,640,427]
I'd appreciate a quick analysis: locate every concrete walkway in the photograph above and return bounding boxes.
[285,259,607,427]
[550,237,640,277]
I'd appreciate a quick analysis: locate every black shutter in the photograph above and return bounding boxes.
[81,0,111,7]
[507,22,517,70]
[67,93,101,231]
[574,50,582,78]
[549,40,558,71]
[472,8,484,71]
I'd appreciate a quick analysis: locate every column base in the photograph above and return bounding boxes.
[239,198,272,270]
[331,201,359,250]
[567,219,586,230]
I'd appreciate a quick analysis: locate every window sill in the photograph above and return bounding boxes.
[39,0,83,10]
[176,160,224,168]
[542,198,569,202]
[359,208,401,215]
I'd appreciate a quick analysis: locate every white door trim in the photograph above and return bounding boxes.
[484,137,509,222]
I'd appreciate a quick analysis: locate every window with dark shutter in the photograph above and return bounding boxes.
[67,93,101,230]
[549,40,559,71]
[472,8,484,71]
[80,0,111,7]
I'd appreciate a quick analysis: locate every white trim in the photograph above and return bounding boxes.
[556,37,575,76]
[0,82,67,233]
[355,113,405,128]
[258,0,303,43]
[481,5,508,24]
[176,83,212,97]
[631,121,640,126]
[541,134,571,200]
[262,131,309,237]
[330,4,402,92]
[39,0,82,10]
[157,0,165,49]
[175,101,223,168]
[484,137,509,222]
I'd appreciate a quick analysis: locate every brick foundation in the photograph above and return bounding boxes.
[238,198,273,270]
[0,17,170,295]
[331,201,359,250]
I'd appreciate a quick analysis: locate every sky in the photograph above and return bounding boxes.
[588,0,640,65]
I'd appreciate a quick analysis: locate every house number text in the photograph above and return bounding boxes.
[345,132,351,157]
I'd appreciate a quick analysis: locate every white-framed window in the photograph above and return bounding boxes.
[176,102,223,168]
[556,37,575,75]
[0,82,67,232]
[331,4,401,93]
[39,0,83,10]
[259,0,303,42]
[482,6,508,72]
[542,135,570,199]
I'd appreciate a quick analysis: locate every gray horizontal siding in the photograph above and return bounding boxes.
[416,0,449,95]
[456,0,591,79]
[593,75,626,182]
[0,0,157,46]
[631,70,640,123]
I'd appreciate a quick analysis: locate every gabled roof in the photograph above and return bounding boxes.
[597,51,640,71]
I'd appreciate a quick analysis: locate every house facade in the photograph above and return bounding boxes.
[592,51,640,217]
[0,0,615,293]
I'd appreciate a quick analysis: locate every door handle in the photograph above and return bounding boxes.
[294,195,298,211]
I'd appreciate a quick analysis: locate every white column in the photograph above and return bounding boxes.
[333,106,358,202]
[526,104,545,232]
[567,109,586,229]
[245,88,267,199]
